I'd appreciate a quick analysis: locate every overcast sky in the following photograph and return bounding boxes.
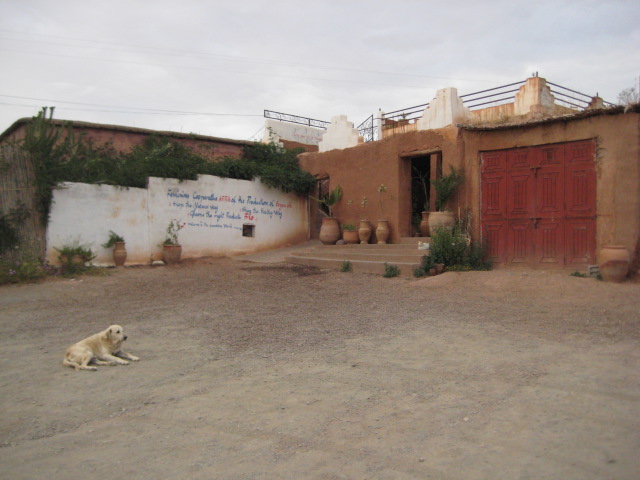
[1,0,638,141]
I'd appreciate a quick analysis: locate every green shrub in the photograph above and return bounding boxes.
[19,109,318,226]
[414,226,492,278]
[340,260,352,272]
[383,263,400,278]
[0,214,20,255]
[0,257,48,284]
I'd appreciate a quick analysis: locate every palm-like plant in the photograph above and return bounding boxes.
[313,185,343,217]
[431,165,464,212]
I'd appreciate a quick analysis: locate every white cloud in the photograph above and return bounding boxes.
[0,0,638,140]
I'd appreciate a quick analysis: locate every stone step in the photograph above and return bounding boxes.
[286,255,422,276]
[285,238,431,277]
[292,249,425,263]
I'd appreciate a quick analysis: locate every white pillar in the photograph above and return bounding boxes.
[318,115,360,152]
[417,87,470,130]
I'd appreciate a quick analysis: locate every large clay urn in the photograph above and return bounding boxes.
[419,212,430,237]
[376,220,390,244]
[113,242,127,267]
[599,245,630,282]
[358,220,372,244]
[319,217,341,245]
[428,211,455,233]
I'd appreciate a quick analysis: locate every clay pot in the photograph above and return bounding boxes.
[376,220,390,244]
[343,230,359,244]
[428,211,455,232]
[599,245,630,282]
[72,255,84,266]
[358,220,372,244]
[319,217,341,245]
[435,263,445,274]
[113,242,127,267]
[163,244,182,265]
[419,211,430,237]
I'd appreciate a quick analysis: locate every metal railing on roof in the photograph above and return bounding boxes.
[382,79,614,122]
[264,109,330,129]
[357,114,378,142]
[264,79,616,144]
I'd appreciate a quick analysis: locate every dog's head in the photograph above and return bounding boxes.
[105,325,127,346]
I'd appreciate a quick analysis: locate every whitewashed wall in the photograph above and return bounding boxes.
[46,175,309,266]
[263,119,324,145]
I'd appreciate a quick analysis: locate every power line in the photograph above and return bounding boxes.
[0,28,499,85]
[0,95,263,117]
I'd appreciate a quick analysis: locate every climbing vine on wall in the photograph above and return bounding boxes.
[18,107,317,225]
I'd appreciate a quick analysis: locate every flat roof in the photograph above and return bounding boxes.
[0,117,255,146]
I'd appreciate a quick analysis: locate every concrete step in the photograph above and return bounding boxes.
[285,238,431,277]
[286,255,422,276]
[292,248,424,264]
[397,236,431,244]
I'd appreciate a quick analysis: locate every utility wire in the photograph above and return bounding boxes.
[0,28,498,83]
[0,97,262,117]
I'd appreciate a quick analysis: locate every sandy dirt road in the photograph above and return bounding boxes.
[0,257,639,479]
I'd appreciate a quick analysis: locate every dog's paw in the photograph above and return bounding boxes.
[130,356,140,362]
[119,360,130,365]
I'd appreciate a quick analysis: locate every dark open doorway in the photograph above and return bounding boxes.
[411,156,430,233]
[410,152,442,234]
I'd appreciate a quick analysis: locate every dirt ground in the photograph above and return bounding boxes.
[0,256,639,480]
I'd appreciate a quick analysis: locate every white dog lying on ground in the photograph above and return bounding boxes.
[63,325,140,371]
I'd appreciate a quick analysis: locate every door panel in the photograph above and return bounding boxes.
[507,219,533,264]
[481,140,596,268]
[535,220,564,264]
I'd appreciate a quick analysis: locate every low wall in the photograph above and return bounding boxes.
[46,175,309,266]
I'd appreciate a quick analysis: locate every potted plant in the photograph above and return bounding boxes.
[54,242,96,270]
[101,230,127,267]
[162,219,184,265]
[375,184,390,244]
[429,165,464,232]
[342,223,359,244]
[312,185,343,245]
[358,196,372,244]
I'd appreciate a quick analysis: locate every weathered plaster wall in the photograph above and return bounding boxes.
[299,109,639,273]
[46,175,308,266]
[300,126,464,243]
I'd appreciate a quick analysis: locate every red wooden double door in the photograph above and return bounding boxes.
[481,140,596,267]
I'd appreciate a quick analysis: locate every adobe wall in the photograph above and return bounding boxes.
[3,121,247,160]
[460,111,640,269]
[299,109,640,275]
[299,126,464,243]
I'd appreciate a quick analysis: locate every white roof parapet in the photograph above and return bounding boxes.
[417,87,471,130]
[318,115,361,152]
[262,119,325,145]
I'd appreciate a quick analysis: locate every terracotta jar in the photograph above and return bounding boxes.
[358,220,372,244]
[113,242,127,267]
[419,211,430,237]
[428,211,455,232]
[163,244,182,265]
[319,217,340,245]
[376,220,390,244]
[343,230,359,244]
[599,245,630,282]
